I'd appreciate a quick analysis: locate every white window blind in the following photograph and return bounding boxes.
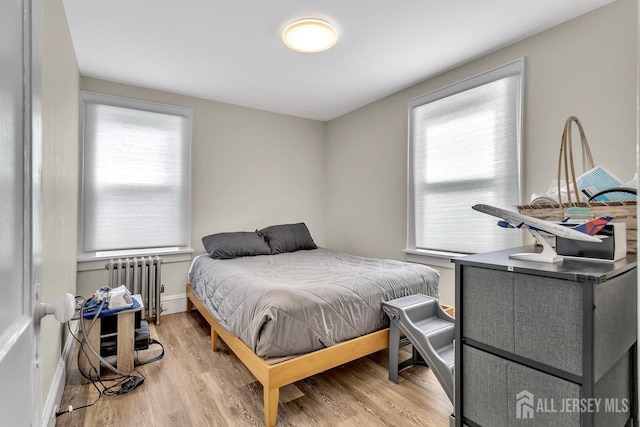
[79,91,192,258]
[407,60,523,254]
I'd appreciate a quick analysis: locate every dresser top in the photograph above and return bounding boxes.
[453,245,637,283]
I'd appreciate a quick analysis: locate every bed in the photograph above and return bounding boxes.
[187,232,439,426]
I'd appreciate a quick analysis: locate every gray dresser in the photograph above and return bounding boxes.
[453,246,637,427]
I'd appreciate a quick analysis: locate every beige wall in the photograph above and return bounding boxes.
[41,0,80,411]
[77,78,327,299]
[325,0,638,307]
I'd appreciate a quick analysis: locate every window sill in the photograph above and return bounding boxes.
[402,248,470,269]
[77,248,194,272]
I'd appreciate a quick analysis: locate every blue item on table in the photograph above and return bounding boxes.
[82,297,140,319]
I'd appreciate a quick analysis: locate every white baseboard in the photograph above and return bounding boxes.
[42,320,78,427]
[160,293,187,315]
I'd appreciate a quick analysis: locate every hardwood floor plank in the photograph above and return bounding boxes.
[199,371,263,427]
[336,412,387,427]
[278,384,305,403]
[58,312,452,426]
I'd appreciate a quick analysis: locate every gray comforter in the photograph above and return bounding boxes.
[189,248,439,357]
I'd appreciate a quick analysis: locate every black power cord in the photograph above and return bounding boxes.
[102,374,145,396]
[136,338,165,365]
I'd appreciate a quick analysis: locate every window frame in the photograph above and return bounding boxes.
[77,91,193,266]
[405,58,525,267]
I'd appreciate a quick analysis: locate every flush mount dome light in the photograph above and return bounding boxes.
[282,18,338,53]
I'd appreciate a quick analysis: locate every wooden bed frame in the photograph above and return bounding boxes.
[186,283,389,427]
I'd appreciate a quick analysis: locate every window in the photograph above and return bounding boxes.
[407,59,524,256]
[78,91,192,260]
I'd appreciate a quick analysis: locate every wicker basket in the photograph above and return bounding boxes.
[517,201,637,254]
[518,117,637,254]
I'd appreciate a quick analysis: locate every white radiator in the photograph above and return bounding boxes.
[105,256,164,324]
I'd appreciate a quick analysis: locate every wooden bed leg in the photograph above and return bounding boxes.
[211,327,218,351]
[264,386,279,427]
[186,297,193,312]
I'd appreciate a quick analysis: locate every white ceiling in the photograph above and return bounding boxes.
[63,0,614,121]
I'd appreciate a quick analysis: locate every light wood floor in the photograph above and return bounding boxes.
[58,311,453,426]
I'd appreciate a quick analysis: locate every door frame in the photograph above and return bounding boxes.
[26,0,43,423]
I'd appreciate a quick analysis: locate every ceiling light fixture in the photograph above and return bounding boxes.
[282,18,338,53]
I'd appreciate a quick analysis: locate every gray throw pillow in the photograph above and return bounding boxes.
[258,223,317,254]
[202,232,271,259]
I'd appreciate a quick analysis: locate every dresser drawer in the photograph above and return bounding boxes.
[463,344,581,427]
[461,265,583,375]
[462,344,509,427]
[462,266,514,352]
[513,274,583,375]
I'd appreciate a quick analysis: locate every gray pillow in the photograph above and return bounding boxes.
[202,232,271,259]
[258,223,317,254]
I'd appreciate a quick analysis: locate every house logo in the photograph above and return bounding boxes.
[516,390,535,419]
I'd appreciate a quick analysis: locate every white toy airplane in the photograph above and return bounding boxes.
[472,203,613,263]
